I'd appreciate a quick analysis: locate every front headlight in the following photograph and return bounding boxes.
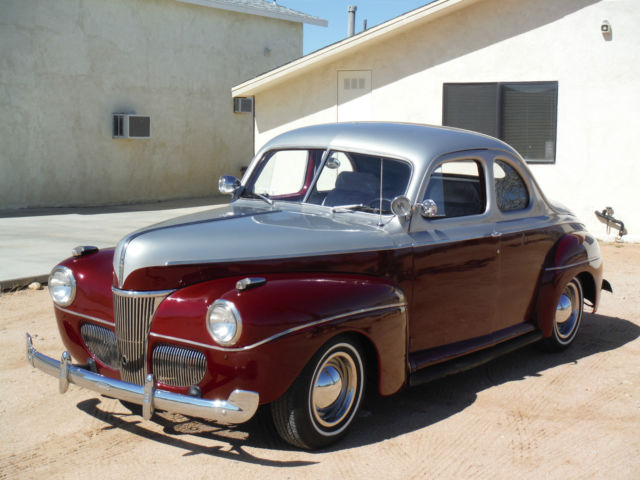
[48,266,76,307]
[206,299,242,346]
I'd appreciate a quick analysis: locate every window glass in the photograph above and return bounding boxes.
[443,83,498,137]
[443,82,558,164]
[423,160,486,218]
[253,150,308,196]
[501,83,557,163]
[245,150,323,202]
[493,160,529,211]
[308,151,411,214]
[316,152,354,191]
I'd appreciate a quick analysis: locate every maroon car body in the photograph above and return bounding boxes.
[27,123,610,449]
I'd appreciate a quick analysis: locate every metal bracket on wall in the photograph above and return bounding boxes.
[595,207,627,239]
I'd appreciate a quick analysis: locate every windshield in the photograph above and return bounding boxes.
[243,149,411,214]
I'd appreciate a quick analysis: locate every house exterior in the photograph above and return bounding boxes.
[0,0,325,209]
[232,0,640,242]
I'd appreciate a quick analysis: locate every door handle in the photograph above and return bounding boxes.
[491,231,502,255]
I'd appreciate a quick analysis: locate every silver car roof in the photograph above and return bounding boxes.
[258,122,519,165]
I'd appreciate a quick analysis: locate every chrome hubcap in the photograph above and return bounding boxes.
[311,350,358,429]
[555,282,580,341]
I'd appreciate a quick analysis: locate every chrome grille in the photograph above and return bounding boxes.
[152,345,207,387]
[80,323,119,369]
[113,289,169,385]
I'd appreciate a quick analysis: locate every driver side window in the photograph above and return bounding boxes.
[423,160,486,218]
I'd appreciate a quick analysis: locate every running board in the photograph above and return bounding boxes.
[408,330,543,387]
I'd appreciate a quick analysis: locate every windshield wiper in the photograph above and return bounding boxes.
[331,204,378,213]
[331,204,392,215]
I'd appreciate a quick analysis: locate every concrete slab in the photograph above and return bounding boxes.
[0,196,228,290]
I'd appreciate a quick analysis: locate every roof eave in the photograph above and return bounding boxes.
[232,0,481,97]
[176,0,328,27]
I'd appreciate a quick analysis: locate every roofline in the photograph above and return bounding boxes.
[176,0,328,27]
[232,0,481,97]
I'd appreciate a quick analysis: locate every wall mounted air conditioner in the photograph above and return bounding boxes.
[233,97,254,114]
[112,114,151,138]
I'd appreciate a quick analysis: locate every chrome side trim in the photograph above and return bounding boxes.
[150,303,408,352]
[25,333,259,425]
[544,259,594,272]
[54,305,115,328]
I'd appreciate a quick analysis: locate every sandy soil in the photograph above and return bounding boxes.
[1,243,638,479]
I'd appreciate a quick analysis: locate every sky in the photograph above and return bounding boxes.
[277,1,435,55]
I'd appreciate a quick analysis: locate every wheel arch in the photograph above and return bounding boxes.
[327,330,381,397]
[534,232,604,337]
[576,270,596,308]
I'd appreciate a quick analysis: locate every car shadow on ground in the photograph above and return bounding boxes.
[76,311,639,462]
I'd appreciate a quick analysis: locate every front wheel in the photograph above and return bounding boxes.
[271,338,366,449]
[542,277,584,351]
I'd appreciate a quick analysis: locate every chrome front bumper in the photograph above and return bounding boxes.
[25,333,259,424]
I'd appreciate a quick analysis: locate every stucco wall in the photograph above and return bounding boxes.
[0,0,301,208]
[252,0,639,241]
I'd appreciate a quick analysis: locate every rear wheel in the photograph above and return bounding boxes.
[271,338,365,449]
[542,277,584,351]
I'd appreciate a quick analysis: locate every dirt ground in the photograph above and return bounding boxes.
[1,244,638,479]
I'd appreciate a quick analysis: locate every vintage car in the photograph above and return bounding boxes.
[27,122,611,449]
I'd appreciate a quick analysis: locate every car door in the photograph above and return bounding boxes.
[491,155,556,330]
[409,152,499,353]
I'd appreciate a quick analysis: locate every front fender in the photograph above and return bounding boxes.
[150,273,408,404]
[53,248,117,367]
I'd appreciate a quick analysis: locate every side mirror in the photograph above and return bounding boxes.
[218,175,241,195]
[419,199,438,218]
[390,196,412,218]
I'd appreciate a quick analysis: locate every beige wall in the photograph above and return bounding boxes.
[252,0,640,241]
[0,0,301,208]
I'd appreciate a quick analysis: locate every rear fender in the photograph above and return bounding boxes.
[534,233,604,337]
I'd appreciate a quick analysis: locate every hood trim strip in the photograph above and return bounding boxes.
[165,245,409,267]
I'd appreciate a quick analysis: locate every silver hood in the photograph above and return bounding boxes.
[113,202,400,289]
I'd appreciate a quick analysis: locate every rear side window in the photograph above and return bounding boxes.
[423,159,486,218]
[494,160,529,211]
